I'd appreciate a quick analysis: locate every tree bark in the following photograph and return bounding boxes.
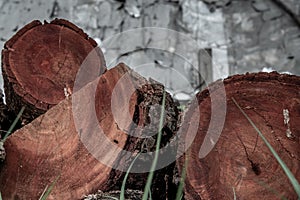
[0,63,179,199]
[178,72,300,199]
[1,18,106,124]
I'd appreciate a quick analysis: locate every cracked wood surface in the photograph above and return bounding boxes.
[178,72,300,199]
[1,18,105,123]
[0,63,179,199]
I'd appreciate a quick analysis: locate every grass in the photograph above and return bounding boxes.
[2,92,298,199]
[0,107,25,199]
[232,97,300,198]
[120,152,141,200]
[103,195,119,200]
[0,107,25,196]
[141,91,166,200]
[118,91,167,200]
[1,106,25,142]
[0,105,59,199]
[254,179,288,200]
[232,187,236,200]
[38,175,60,200]
[175,152,189,200]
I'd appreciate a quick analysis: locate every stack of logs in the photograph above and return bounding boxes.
[0,19,299,200]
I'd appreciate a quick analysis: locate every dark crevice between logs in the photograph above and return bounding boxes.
[0,91,22,140]
[104,68,181,200]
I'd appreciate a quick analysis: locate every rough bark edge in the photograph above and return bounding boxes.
[97,63,181,199]
[198,71,300,102]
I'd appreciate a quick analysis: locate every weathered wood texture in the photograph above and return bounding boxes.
[0,63,179,199]
[2,18,106,124]
[178,72,300,199]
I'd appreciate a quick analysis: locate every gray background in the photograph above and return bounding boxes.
[0,0,299,103]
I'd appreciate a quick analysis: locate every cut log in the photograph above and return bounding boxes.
[178,72,300,199]
[0,63,179,199]
[1,18,106,124]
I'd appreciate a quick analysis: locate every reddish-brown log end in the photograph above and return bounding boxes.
[178,72,300,200]
[2,18,106,121]
[0,63,179,199]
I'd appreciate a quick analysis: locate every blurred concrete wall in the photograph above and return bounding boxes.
[221,0,300,75]
[0,0,299,103]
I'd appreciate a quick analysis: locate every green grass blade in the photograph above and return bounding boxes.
[103,195,119,200]
[120,152,141,200]
[142,91,166,200]
[232,187,236,200]
[148,185,152,200]
[39,174,60,200]
[176,154,188,200]
[0,192,2,200]
[254,179,288,200]
[232,97,300,197]
[2,106,25,142]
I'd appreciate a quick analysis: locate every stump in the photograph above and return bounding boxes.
[0,63,179,199]
[178,72,300,199]
[1,18,106,124]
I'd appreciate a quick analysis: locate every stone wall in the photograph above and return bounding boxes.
[0,0,299,103]
[0,0,229,103]
[221,0,300,75]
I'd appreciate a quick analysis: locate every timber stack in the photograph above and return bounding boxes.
[0,19,299,200]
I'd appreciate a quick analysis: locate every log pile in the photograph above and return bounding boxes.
[0,60,179,199]
[0,19,299,200]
